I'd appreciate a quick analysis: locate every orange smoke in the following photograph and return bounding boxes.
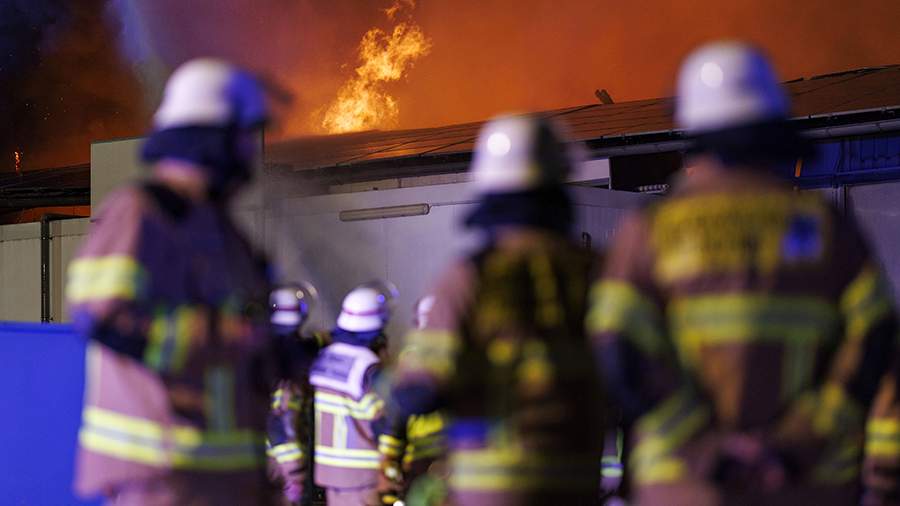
[320,1,432,134]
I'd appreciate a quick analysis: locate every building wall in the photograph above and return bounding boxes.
[849,182,900,298]
[266,182,650,338]
[0,219,90,322]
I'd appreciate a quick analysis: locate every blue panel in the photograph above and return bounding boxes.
[0,322,100,506]
[791,134,900,188]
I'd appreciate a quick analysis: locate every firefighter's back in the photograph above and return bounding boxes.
[445,231,605,506]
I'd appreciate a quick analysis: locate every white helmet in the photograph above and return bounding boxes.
[470,114,576,194]
[153,58,268,131]
[337,286,390,333]
[270,281,318,332]
[413,295,436,330]
[676,42,788,134]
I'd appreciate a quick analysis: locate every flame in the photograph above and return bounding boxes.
[14,151,22,175]
[383,0,415,20]
[321,1,431,134]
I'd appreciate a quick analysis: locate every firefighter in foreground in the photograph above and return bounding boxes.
[590,41,899,505]
[379,114,608,505]
[67,59,287,504]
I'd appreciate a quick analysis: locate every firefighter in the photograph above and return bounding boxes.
[383,295,450,506]
[863,365,900,506]
[303,284,395,506]
[267,282,321,505]
[66,59,296,504]
[590,41,899,505]
[379,114,608,506]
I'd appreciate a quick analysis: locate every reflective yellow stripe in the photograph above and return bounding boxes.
[869,418,900,435]
[80,427,167,465]
[407,412,446,439]
[587,280,667,356]
[632,389,710,485]
[671,294,836,345]
[379,434,404,458]
[867,440,900,458]
[813,438,862,484]
[867,417,900,458]
[638,458,685,484]
[670,293,837,370]
[271,388,302,411]
[315,445,380,469]
[397,329,461,379]
[314,391,383,420]
[404,442,445,462]
[812,384,863,437]
[84,405,163,438]
[67,255,147,303]
[270,442,304,464]
[449,449,599,492]
[601,455,624,478]
[81,406,265,471]
[144,306,202,373]
[841,266,894,340]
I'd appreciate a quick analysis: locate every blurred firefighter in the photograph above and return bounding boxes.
[379,295,450,506]
[590,41,899,506]
[379,114,608,506]
[66,59,297,504]
[296,284,395,506]
[863,365,900,506]
[266,282,323,505]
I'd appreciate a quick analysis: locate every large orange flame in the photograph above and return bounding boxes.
[321,1,431,134]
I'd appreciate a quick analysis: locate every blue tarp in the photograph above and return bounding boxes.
[0,322,100,506]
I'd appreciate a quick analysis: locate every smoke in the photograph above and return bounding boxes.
[0,0,146,172]
[3,0,900,171]
[391,0,900,129]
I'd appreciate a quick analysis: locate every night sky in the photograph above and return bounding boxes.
[3,0,899,171]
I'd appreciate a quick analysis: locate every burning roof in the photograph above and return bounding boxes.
[268,65,900,176]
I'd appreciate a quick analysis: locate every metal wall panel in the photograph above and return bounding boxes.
[849,182,900,297]
[0,228,41,322]
[271,182,652,338]
[0,219,89,322]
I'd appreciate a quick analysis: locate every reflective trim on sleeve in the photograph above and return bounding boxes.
[841,266,894,341]
[601,455,624,478]
[270,442,304,464]
[271,388,303,412]
[587,280,667,356]
[867,417,900,458]
[379,434,405,458]
[397,330,461,379]
[67,255,147,304]
[631,388,710,485]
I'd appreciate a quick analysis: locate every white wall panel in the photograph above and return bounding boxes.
[849,182,900,298]
[0,233,41,321]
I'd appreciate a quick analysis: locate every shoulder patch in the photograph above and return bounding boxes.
[310,343,379,400]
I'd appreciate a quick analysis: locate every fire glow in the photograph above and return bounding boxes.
[321,0,432,134]
[14,151,22,175]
